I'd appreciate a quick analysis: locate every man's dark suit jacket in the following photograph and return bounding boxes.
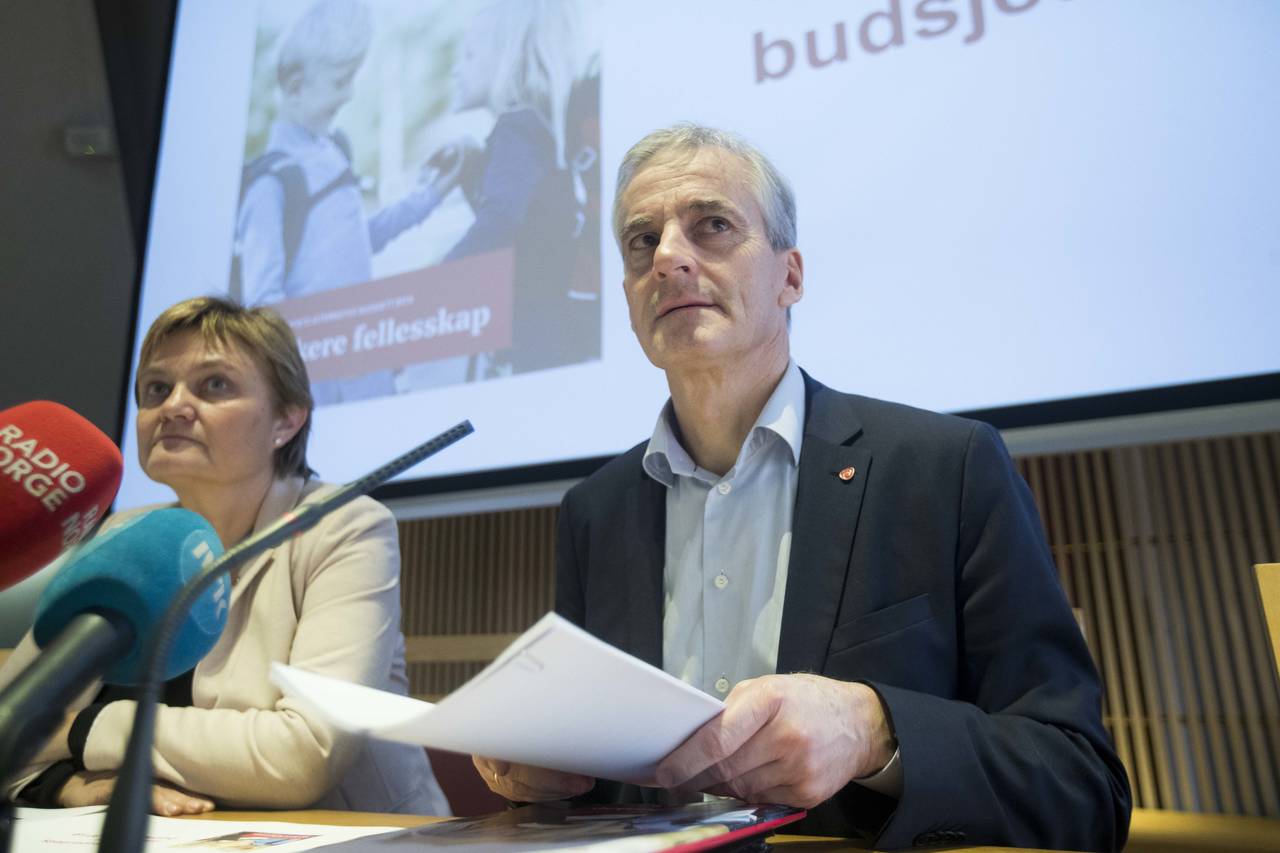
[555,372,1132,851]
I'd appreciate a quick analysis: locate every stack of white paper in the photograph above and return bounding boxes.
[11,811,399,851]
[272,613,723,783]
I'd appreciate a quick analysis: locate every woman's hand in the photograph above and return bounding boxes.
[57,770,215,816]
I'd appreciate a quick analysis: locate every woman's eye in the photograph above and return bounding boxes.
[205,375,231,394]
[142,381,170,402]
[703,217,730,233]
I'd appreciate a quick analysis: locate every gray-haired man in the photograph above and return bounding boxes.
[475,124,1131,851]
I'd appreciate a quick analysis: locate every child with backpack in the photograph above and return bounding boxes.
[232,0,460,404]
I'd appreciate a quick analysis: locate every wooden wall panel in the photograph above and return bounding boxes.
[398,508,557,700]
[397,430,1280,816]
[1014,432,1280,817]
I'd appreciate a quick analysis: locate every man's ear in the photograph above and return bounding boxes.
[779,248,804,308]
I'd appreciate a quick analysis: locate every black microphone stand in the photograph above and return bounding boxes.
[0,614,134,778]
[0,613,133,853]
[97,421,473,853]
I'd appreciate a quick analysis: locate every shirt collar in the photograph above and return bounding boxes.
[642,359,806,487]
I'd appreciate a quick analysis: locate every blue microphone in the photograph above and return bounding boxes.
[34,508,227,684]
[0,509,226,788]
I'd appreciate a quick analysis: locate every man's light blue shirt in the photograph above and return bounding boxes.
[642,359,902,796]
[643,359,805,699]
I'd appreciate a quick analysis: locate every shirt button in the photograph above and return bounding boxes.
[714,677,730,694]
[713,573,729,589]
[717,482,731,495]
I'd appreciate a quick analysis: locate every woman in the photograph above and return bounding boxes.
[0,296,449,816]
[400,0,588,390]
[435,0,583,263]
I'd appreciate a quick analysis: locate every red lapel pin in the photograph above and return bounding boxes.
[837,466,856,481]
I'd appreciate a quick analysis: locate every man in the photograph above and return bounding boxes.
[475,124,1131,850]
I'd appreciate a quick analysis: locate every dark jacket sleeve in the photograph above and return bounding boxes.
[553,485,586,627]
[554,478,696,810]
[444,109,555,263]
[862,423,1131,851]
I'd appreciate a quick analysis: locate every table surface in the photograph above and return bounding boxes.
[186,807,1280,852]
[194,810,1062,852]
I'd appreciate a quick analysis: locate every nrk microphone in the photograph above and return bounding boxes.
[0,401,124,591]
[100,420,475,853]
[34,508,228,684]
[0,509,226,793]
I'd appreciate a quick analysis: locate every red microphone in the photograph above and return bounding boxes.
[0,401,123,591]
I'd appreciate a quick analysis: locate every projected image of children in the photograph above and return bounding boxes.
[229,0,601,406]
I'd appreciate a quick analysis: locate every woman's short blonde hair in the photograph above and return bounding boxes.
[481,0,585,168]
[136,296,316,479]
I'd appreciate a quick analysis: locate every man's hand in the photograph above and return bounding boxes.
[57,770,215,816]
[472,756,595,802]
[654,674,896,808]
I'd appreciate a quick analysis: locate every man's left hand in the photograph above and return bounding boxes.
[653,674,895,808]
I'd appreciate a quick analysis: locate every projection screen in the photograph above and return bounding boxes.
[117,0,1280,509]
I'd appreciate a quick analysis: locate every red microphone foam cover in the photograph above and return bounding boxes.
[0,401,124,590]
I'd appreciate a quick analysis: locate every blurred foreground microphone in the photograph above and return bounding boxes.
[0,401,123,591]
[0,509,226,787]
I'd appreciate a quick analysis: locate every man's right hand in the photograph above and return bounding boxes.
[472,756,594,802]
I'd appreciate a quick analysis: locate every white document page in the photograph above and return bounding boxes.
[272,612,724,783]
[10,812,399,851]
[12,806,106,821]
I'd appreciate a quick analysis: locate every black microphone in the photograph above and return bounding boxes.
[98,420,473,853]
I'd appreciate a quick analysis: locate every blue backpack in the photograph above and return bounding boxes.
[228,130,357,301]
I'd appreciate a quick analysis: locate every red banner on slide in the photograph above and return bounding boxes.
[273,250,513,381]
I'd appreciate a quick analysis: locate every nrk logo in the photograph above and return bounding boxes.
[754,0,1060,84]
[183,533,230,631]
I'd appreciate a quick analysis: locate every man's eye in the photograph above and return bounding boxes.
[702,217,730,233]
[628,233,658,252]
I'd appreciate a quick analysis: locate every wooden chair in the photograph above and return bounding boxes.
[426,748,507,816]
